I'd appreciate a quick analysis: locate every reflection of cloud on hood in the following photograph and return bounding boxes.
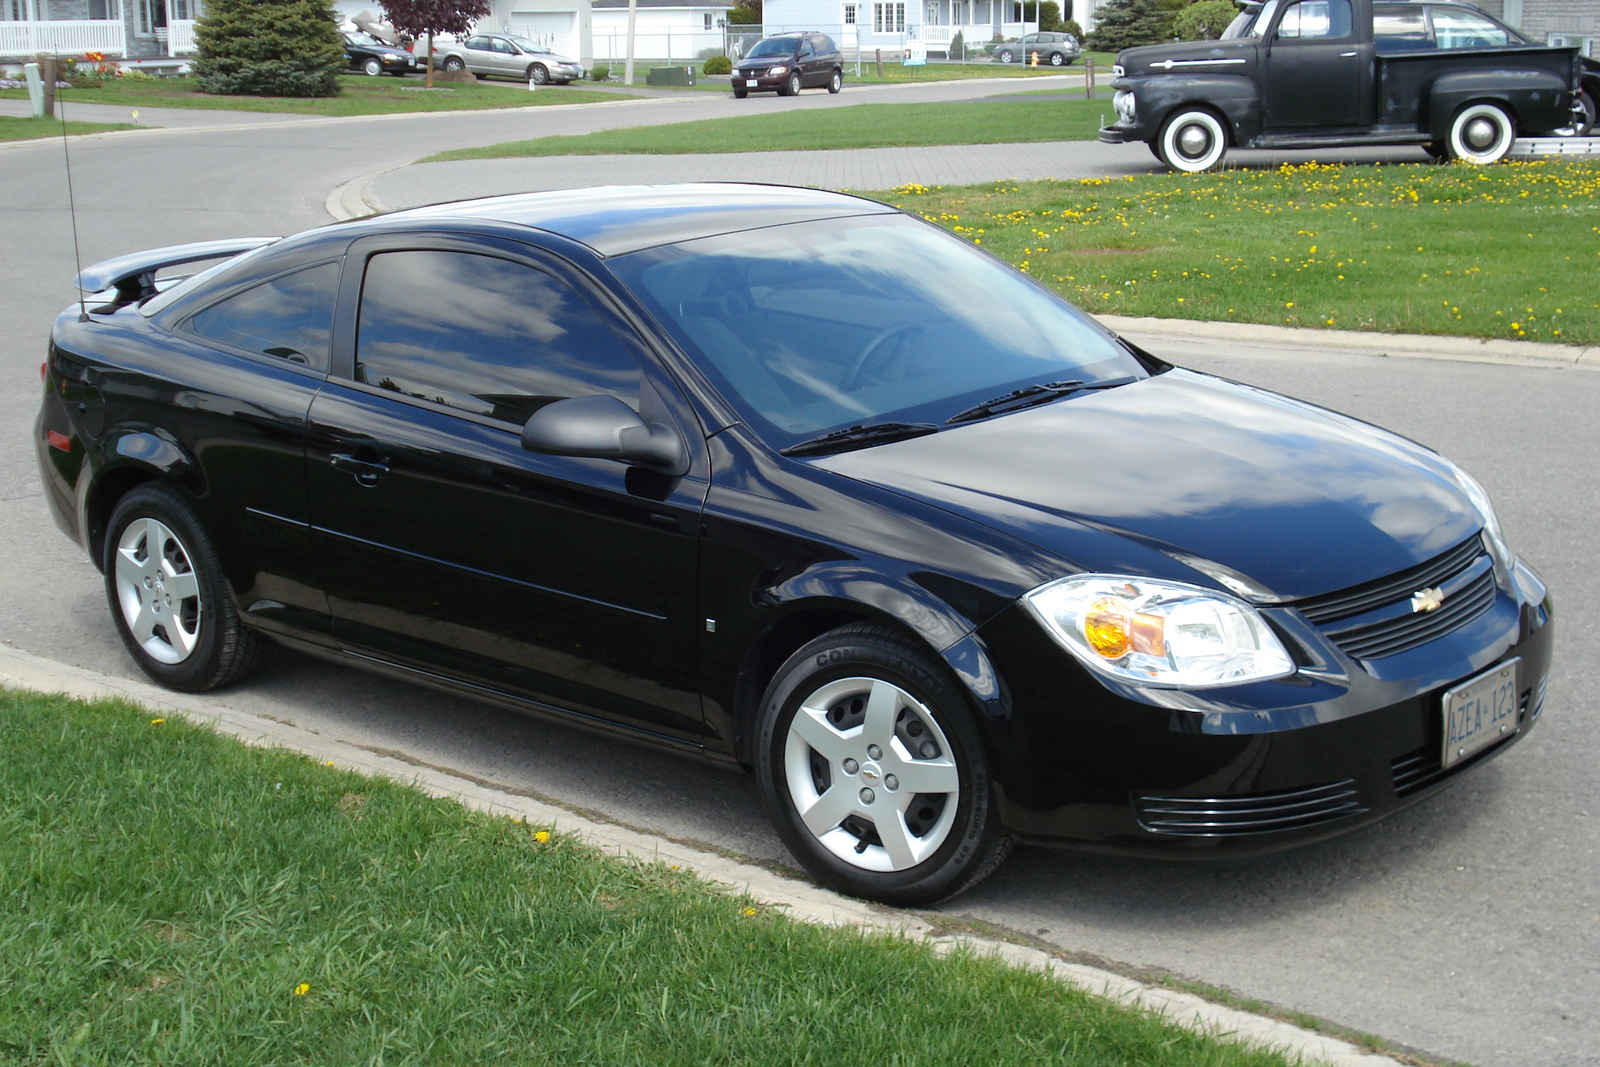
[822,370,1477,596]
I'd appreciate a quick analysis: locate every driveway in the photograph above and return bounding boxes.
[1,79,1593,1066]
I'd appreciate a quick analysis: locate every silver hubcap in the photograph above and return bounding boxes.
[1464,117,1498,151]
[1178,122,1212,158]
[114,516,201,665]
[784,677,960,872]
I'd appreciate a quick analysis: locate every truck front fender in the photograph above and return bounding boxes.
[1126,74,1263,145]
[1428,67,1572,137]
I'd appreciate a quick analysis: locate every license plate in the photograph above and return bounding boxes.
[746,79,758,87]
[1441,659,1520,769]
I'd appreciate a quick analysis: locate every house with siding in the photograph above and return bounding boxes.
[1480,0,1596,55]
[590,0,732,63]
[761,0,1049,57]
[2,0,202,64]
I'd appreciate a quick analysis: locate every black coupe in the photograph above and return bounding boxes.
[36,184,1553,905]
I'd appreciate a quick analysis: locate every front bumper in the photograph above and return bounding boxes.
[1098,123,1138,144]
[971,556,1555,857]
[732,68,793,91]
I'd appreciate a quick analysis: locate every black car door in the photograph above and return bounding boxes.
[1263,0,1367,128]
[305,234,708,744]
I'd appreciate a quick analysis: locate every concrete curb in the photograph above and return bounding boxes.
[1101,314,1597,370]
[0,642,1405,1067]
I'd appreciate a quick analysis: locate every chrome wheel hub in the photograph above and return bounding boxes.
[114,516,201,665]
[1178,123,1211,158]
[784,677,960,872]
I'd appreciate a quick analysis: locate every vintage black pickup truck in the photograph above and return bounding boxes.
[1099,0,1598,171]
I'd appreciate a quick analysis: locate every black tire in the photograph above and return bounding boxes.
[442,55,465,73]
[527,63,549,85]
[361,56,382,77]
[103,485,266,693]
[755,624,1011,906]
[1446,101,1514,164]
[1157,107,1228,173]
[779,70,801,96]
[1554,90,1595,137]
[828,68,842,94]
[997,48,1015,63]
[733,85,748,98]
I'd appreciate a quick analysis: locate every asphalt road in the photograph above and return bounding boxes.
[2,77,1595,1066]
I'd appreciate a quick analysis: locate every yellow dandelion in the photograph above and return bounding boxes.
[149,718,165,725]
[534,830,550,843]
[293,983,310,996]
[743,907,758,917]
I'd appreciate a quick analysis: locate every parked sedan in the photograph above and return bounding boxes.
[428,32,584,84]
[341,31,418,77]
[37,184,1552,906]
[991,31,1080,65]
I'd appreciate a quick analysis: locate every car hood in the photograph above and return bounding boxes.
[736,54,796,68]
[814,370,1480,601]
[1116,38,1257,76]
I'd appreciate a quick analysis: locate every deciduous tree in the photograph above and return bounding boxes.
[381,0,492,86]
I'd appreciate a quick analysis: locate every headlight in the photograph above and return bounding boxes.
[1451,467,1516,567]
[769,65,790,76]
[1023,575,1295,688]
[1113,89,1136,123]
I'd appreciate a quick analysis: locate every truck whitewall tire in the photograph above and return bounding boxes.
[1447,102,1514,164]
[1157,109,1228,173]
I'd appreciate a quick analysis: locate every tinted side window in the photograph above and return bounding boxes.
[354,250,641,425]
[815,34,837,52]
[186,262,338,370]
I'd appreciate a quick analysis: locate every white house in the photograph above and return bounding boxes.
[760,0,1089,56]
[2,0,202,63]
[590,0,732,62]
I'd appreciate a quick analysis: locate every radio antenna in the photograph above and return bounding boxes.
[56,79,88,322]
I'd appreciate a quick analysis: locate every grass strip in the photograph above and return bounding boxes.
[876,160,1600,346]
[0,115,137,140]
[0,689,1295,1067]
[0,76,631,116]
[427,96,1109,160]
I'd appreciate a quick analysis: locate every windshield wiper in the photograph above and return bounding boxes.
[945,376,1139,425]
[780,422,939,457]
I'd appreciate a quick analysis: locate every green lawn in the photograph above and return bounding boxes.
[0,114,137,140]
[0,75,632,116]
[0,689,1298,1067]
[876,161,1600,346]
[427,96,1111,160]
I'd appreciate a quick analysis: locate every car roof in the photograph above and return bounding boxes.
[380,184,898,257]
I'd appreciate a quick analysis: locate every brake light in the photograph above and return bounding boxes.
[47,430,71,451]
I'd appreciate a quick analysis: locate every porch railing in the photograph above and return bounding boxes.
[0,19,127,58]
[167,19,197,55]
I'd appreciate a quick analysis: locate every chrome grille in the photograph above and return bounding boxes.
[1134,780,1366,837]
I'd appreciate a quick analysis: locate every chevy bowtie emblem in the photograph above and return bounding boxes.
[1411,587,1446,613]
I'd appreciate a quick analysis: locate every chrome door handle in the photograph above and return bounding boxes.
[1340,50,1358,56]
[330,452,391,485]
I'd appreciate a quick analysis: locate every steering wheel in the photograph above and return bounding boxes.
[844,323,922,391]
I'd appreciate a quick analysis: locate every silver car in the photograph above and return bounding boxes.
[431,32,585,84]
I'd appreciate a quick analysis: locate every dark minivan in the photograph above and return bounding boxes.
[732,31,843,97]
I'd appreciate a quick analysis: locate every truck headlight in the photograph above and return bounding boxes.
[1023,575,1295,689]
[1113,89,1136,123]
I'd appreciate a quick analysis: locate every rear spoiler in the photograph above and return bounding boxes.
[75,237,279,310]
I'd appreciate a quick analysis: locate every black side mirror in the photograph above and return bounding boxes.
[520,394,689,477]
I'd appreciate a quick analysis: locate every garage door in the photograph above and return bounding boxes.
[512,11,577,56]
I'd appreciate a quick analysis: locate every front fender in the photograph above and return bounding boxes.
[1118,74,1263,145]
[1428,68,1572,137]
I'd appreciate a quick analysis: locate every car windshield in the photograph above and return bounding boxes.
[346,31,384,45]
[504,36,547,53]
[612,214,1146,449]
[748,38,799,58]
[1220,10,1258,37]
